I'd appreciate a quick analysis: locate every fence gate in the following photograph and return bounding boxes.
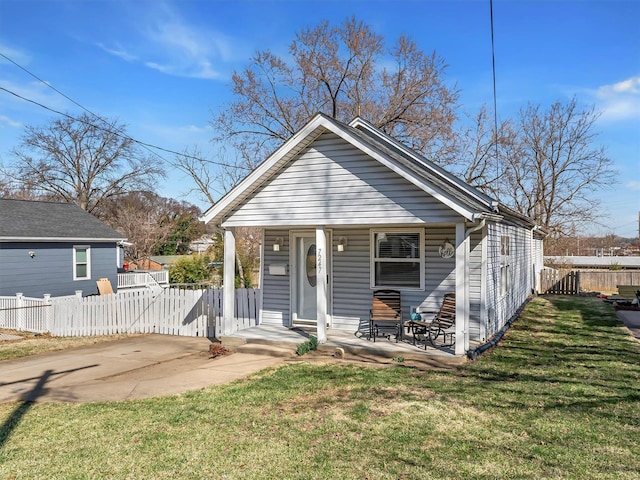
[540,270,580,295]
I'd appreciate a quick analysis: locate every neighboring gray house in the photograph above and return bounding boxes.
[201,114,545,356]
[0,199,126,297]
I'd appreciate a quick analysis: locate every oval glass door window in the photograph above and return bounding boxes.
[306,244,317,287]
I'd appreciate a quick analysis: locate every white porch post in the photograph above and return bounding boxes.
[222,228,236,336]
[455,223,469,355]
[315,226,328,344]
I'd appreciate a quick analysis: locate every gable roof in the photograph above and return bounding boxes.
[0,199,126,242]
[201,113,535,228]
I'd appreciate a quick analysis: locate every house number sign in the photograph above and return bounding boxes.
[439,241,455,259]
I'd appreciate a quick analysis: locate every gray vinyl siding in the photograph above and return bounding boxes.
[485,221,534,339]
[223,132,461,227]
[260,226,464,333]
[0,242,118,298]
[261,230,291,325]
[331,229,372,331]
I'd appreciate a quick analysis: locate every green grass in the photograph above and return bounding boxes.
[1,296,639,479]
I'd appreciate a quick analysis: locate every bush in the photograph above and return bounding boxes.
[296,336,318,356]
[169,255,213,284]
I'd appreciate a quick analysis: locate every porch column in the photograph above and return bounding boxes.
[455,223,469,355]
[315,226,328,344]
[222,227,236,336]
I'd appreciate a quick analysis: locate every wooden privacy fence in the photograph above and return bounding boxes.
[0,287,260,338]
[540,269,581,295]
[540,269,640,295]
[578,271,640,293]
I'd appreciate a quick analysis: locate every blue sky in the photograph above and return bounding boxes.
[1,0,638,237]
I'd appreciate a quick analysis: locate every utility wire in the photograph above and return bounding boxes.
[0,52,247,170]
[489,0,500,195]
[0,50,173,165]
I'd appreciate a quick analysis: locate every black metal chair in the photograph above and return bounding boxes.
[406,293,455,349]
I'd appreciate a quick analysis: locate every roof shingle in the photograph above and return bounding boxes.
[0,199,125,241]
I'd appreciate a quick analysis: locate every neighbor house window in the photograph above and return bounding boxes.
[371,229,424,289]
[500,236,510,296]
[73,245,91,280]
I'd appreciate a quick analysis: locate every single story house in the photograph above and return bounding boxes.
[0,199,126,297]
[201,113,544,356]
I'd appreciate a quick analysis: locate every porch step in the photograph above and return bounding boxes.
[220,334,465,369]
[220,336,304,351]
[235,342,296,358]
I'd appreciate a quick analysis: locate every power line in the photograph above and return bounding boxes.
[0,52,247,171]
[489,0,500,195]
[0,86,246,170]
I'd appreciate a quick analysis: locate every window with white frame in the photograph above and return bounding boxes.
[73,245,91,280]
[500,236,510,296]
[371,229,424,289]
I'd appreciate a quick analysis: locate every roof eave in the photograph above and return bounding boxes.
[0,237,126,243]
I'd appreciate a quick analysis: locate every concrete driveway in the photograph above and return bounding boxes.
[617,309,640,341]
[0,335,285,404]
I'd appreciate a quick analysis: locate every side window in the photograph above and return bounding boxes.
[500,236,510,296]
[73,245,91,280]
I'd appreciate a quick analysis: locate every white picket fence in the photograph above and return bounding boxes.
[0,288,259,338]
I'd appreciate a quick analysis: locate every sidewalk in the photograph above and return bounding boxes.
[617,308,640,341]
[0,335,286,404]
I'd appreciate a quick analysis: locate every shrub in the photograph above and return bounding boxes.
[296,336,318,356]
[169,255,213,284]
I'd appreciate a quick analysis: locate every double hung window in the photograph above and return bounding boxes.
[73,245,91,280]
[500,236,510,296]
[371,229,424,289]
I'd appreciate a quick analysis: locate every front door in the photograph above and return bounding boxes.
[292,232,331,326]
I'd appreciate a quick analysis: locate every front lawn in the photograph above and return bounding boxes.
[1,296,638,479]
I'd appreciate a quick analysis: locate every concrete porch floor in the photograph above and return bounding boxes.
[221,324,467,369]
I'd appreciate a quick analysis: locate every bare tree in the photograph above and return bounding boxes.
[5,113,164,213]
[214,16,459,163]
[101,191,171,262]
[451,106,517,196]
[500,98,615,236]
[172,145,258,205]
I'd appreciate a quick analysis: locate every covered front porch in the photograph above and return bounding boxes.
[220,323,469,369]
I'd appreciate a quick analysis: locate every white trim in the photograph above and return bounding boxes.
[201,114,330,225]
[1,237,123,243]
[316,226,328,343]
[327,126,478,221]
[289,229,333,329]
[369,228,425,291]
[222,228,236,336]
[349,116,496,209]
[73,245,91,281]
[480,225,488,342]
[202,113,482,227]
[455,223,467,355]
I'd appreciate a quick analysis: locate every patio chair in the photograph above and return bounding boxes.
[369,290,402,342]
[406,293,455,349]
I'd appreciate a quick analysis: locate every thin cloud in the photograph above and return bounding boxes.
[626,180,640,191]
[0,114,23,128]
[96,4,241,80]
[0,79,71,111]
[0,44,32,65]
[589,75,640,122]
[96,42,138,62]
